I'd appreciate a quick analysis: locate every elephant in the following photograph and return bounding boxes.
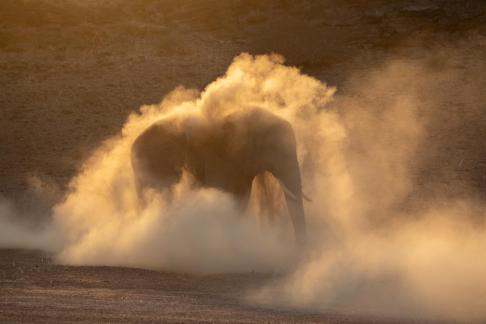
[131,107,306,244]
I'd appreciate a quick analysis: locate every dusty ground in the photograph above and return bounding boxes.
[1,1,486,323]
[0,249,437,323]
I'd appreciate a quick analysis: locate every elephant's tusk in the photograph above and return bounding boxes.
[279,180,298,200]
[279,180,313,202]
[302,193,312,202]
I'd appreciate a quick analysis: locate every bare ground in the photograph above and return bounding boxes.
[0,249,438,323]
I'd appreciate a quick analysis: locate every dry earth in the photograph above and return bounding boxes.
[1,1,486,322]
[0,249,438,323]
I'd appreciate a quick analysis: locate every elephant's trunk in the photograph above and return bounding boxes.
[283,173,306,245]
[270,147,306,246]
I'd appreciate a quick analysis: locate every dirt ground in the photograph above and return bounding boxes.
[1,1,486,323]
[0,249,438,323]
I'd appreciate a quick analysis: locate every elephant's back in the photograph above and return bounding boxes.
[223,108,295,149]
[131,120,188,179]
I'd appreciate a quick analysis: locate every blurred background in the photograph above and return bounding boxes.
[1,0,485,218]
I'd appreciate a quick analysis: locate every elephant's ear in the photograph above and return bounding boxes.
[250,172,286,223]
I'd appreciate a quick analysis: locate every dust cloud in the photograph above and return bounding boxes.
[247,56,486,322]
[2,53,486,321]
[0,198,55,250]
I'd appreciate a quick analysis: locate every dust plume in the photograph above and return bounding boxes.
[246,56,486,322]
[0,197,56,250]
[2,53,486,321]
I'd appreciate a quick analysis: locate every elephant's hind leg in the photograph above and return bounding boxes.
[131,152,181,208]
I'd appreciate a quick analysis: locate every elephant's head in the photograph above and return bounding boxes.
[263,121,307,246]
[227,108,307,245]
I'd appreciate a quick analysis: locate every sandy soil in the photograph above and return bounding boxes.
[0,249,435,323]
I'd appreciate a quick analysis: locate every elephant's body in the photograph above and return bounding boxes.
[131,108,306,243]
